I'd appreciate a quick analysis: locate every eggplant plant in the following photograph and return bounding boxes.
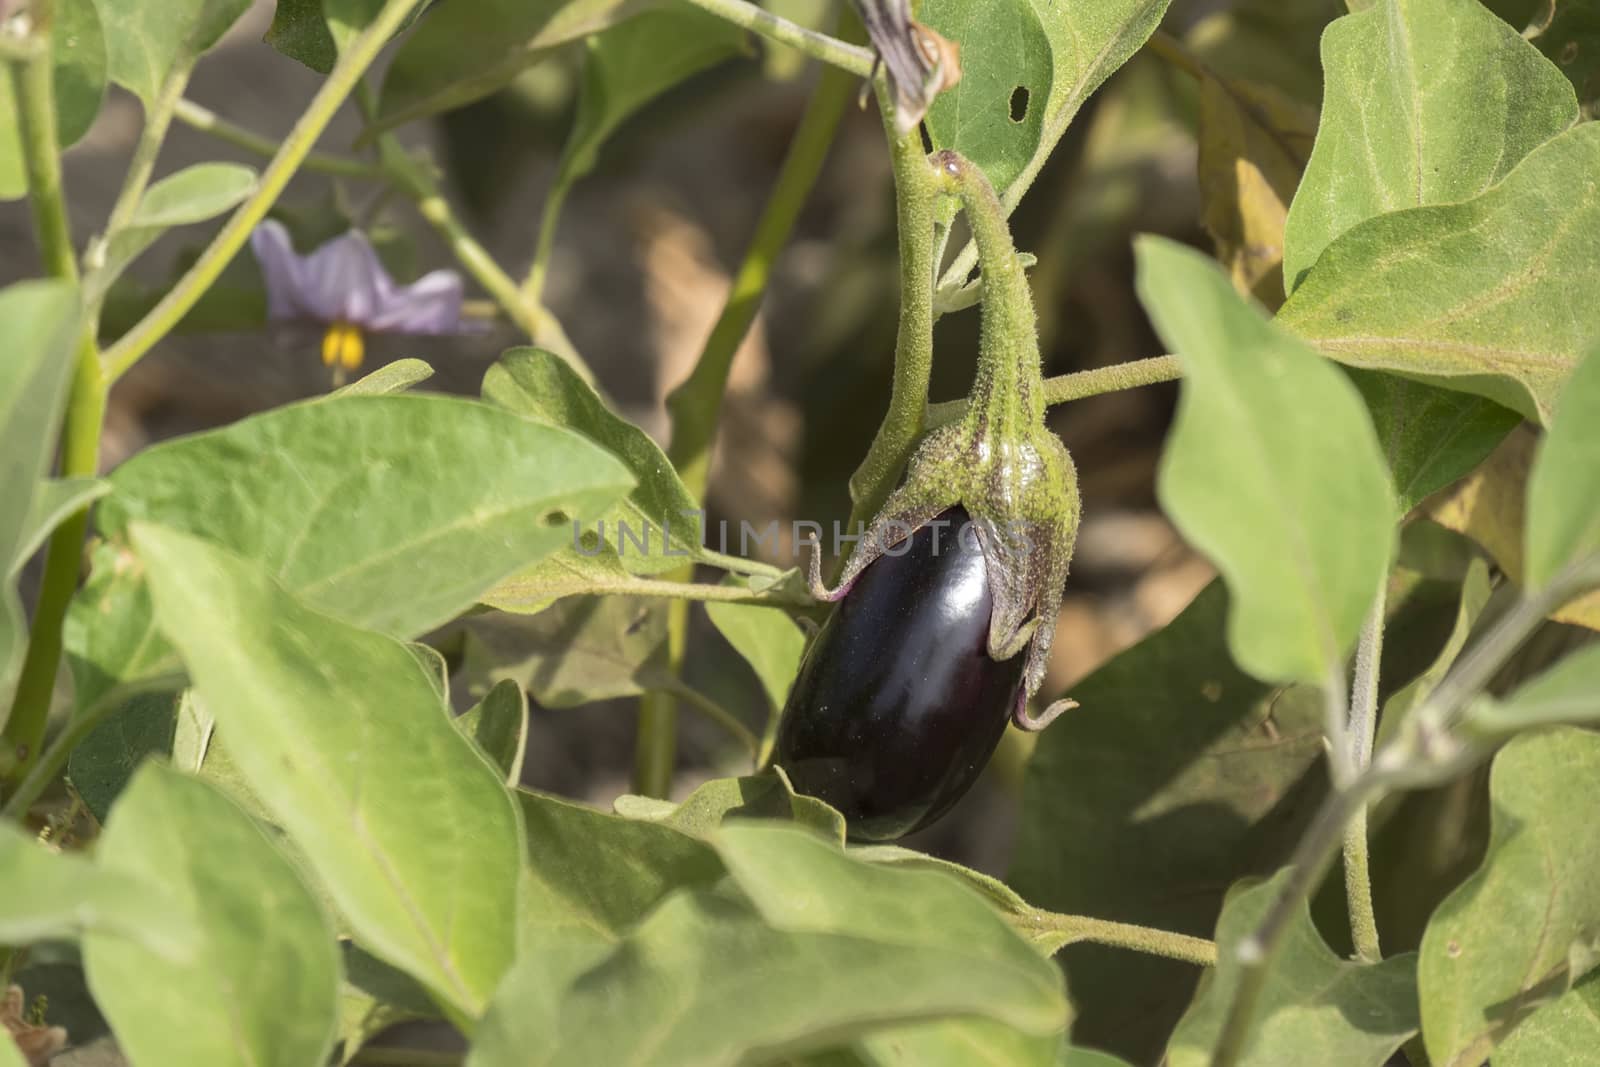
[0,0,1598,1065]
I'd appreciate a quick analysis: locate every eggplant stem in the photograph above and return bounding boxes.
[1015,695,1077,732]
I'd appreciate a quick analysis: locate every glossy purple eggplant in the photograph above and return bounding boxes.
[774,506,1027,841]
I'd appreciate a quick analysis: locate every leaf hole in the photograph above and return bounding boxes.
[542,509,571,528]
[579,530,601,552]
[1009,86,1030,123]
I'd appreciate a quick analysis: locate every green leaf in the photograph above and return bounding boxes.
[130,523,524,1021]
[1469,643,1600,735]
[89,162,257,300]
[1282,0,1578,291]
[461,595,671,706]
[1525,348,1600,590]
[0,280,81,714]
[67,691,181,822]
[0,819,190,956]
[264,0,337,73]
[375,0,658,131]
[480,346,716,605]
[456,679,528,785]
[473,826,1066,1067]
[919,0,1051,198]
[1165,872,1420,1067]
[68,393,634,715]
[1277,122,1600,425]
[62,541,178,721]
[1138,236,1395,684]
[1010,581,1328,1062]
[0,1023,23,1067]
[99,0,251,105]
[1498,971,1600,1067]
[333,357,435,396]
[1350,372,1522,514]
[920,0,1171,217]
[11,477,108,578]
[517,788,724,941]
[1419,728,1600,1066]
[703,598,804,717]
[0,0,107,199]
[82,765,340,1067]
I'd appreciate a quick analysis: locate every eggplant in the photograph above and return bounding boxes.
[774,506,1027,841]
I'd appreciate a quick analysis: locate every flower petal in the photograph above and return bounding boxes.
[300,230,393,325]
[368,268,466,334]
[250,220,315,322]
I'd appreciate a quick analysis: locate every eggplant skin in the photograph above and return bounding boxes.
[775,506,1026,841]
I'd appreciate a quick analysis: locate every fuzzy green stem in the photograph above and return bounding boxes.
[98,67,188,245]
[1211,580,1570,1067]
[843,115,938,539]
[930,151,1044,447]
[678,0,874,77]
[1343,582,1387,963]
[1036,914,1218,968]
[925,354,1182,426]
[2,5,105,789]
[519,177,569,316]
[101,0,429,383]
[172,98,389,181]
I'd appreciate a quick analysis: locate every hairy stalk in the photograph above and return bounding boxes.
[173,98,389,180]
[678,0,874,78]
[1034,914,1218,968]
[1211,580,1570,1067]
[1344,581,1387,963]
[632,42,856,798]
[843,110,939,539]
[925,354,1182,426]
[2,3,105,788]
[97,67,189,249]
[102,0,430,383]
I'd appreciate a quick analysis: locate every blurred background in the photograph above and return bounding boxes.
[4,0,1352,874]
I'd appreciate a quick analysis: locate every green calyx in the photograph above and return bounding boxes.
[811,150,1082,729]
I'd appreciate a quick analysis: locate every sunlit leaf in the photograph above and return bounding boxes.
[1498,971,1600,1067]
[1278,123,1600,425]
[98,0,251,106]
[1139,236,1395,684]
[11,478,108,578]
[89,163,257,300]
[1418,728,1600,1067]
[1468,643,1600,735]
[1282,0,1577,291]
[0,820,189,956]
[82,765,340,1067]
[131,523,524,1021]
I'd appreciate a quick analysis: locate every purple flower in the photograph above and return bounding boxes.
[250,220,466,373]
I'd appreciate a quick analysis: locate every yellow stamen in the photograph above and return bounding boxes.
[321,322,365,371]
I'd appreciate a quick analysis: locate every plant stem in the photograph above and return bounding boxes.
[519,172,568,314]
[1040,914,1218,968]
[925,354,1183,427]
[843,111,939,539]
[11,5,73,280]
[1143,28,1206,81]
[98,67,188,245]
[631,46,856,799]
[660,682,759,757]
[678,0,874,78]
[1211,581,1568,1067]
[172,98,390,180]
[101,0,430,383]
[2,5,106,788]
[1344,582,1387,963]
